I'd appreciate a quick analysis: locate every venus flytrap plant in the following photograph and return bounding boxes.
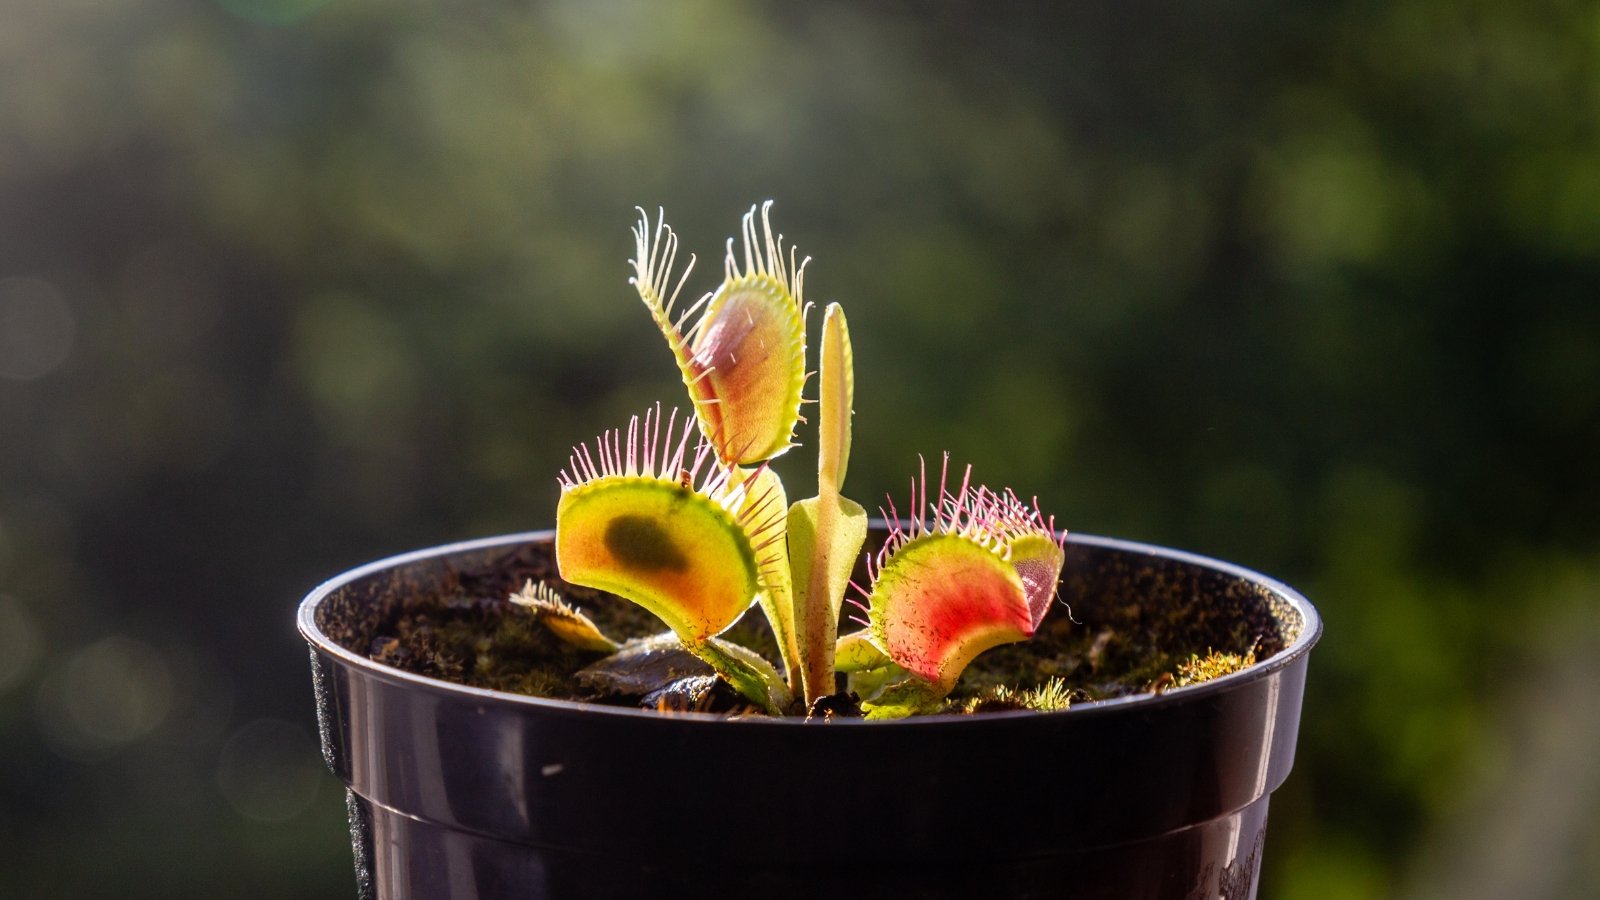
[838,458,1066,718]
[546,203,1067,717]
[554,406,793,713]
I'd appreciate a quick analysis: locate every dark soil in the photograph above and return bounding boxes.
[317,537,1300,718]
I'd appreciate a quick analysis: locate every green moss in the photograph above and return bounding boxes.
[1173,647,1259,687]
[961,677,1075,714]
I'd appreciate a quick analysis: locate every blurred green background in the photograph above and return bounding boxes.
[3,1,1598,897]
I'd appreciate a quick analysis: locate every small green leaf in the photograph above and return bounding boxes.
[844,659,906,703]
[834,629,890,673]
[509,580,620,653]
[689,635,793,714]
[859,678,946,720]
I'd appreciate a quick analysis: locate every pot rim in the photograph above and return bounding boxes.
[298,528,1322,727]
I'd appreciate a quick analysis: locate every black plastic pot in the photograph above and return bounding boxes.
[299,530,1320,900]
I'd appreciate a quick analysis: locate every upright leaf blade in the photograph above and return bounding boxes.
[816,302,854,491]
[788,494,867,704]
[790,302,867,707]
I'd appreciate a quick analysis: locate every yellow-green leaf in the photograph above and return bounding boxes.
[557,478,758,643]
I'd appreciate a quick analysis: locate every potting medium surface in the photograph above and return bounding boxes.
[314,531,1304,717]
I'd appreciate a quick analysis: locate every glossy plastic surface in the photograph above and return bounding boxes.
[301,531,1321,900]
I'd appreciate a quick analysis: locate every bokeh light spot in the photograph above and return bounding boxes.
[0,595,44,693]
[216,718,324,823]
[0,277,76,382]
[36,636,175,757]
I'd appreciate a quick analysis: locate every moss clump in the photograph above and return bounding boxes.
[1172,647,1258,687]
[961,677,1076,714]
